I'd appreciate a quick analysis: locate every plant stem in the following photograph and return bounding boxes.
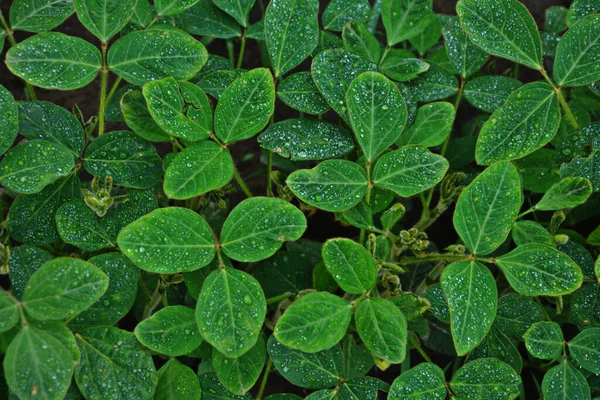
[408,334,432,363]
[98,43,109,136]
[556,88,580,130]
[0,14,37,100]
[398,253,495,265]
[266,150,273,197]
[233,167,253,197]
[256,357,272,400]
[105,76,122,105]
[143,278,166,319]
[266,292,294,304]
[359,162,373,244]
[236,31,247,69]
[517,207,534,219]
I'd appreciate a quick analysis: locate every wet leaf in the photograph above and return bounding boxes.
[466,326,523,373]
[155,0,200,16]
[535,177,592,210]
[422,283,450,323]
[450,358,521,400]
[112,189,159,232]
[10,0,74,32]
[155,359,201,400]
[463,76,522,113]
[342,21,381,64]
[0,85,17,156]
[397,102,455,147]
[388,363,447,400]
[121,90,172,142]
[322,238,376,294]
[409,15,442,56]
[523,321,564,360]
[380,49,430,82]
[341,335,374,380]
[545,6,568,34]
[322,0,369,32]
[277,72,330,115]
[213,0,253,26]
[213,336,266,394]
[56,200,116,251]
[405,62,458,102]
[8,245,53,300]
[171,0,241,38]
[542,360,591,400]
[554,15,600,87]
[74,0,136,42]
[382,0,433,45]
[495,294,545,340]
[511,220,555,247]
[195,69,247,99]
[441,15,489,78]
[198,372,252,400]
[567,0,600,27]
[568,328,600,374]
[0,292,18,334]
[560,148,600,192]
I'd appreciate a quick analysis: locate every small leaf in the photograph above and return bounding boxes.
[277,72,330,115]
[496,244,583,296]
[372,146,449,197]
[322,238,377,294]
[511,220,555,247]
[195,268,266,358]
[322,0,369,32]
[463,76,523,113]
[495,294,545,340]
[155,359,201,400]
[571,283,600,329]
[10,0,74,32]
[545,6,568,34]
[121,90,172,142]
[542,360,591,400]
[118,207,215,273]
[388,363,447,400]
[554,15,600,87]
[56,200,116,251]
[567,0,600,26]
[171,0,241,38]
[214,68,275,144]
[213,0,254,26]
[422,283,450,323]
[8,245,53,300]
[0,292,18,334]
[568,328,600,374]
[441,15,489,78]
[535,177,592,210]
[380,49,430,82]
[342,21,381,64]
[467,326,523,373]
[287,160,368,211]
[220,197,307,262]
[397,102,455,147]
[155,0,200,16]
[450,358,521,400]
[405,62,458,102]
[382,0,433,45]
[23,257,109,320]
[274,292,352,353]
[198,372,252,400]
[523,321,564,360]
[213,336,266,394]
[73,0,136,42]
[196,69,247,99]
[388,293,430,321]
[560,148,600,192]
[112,190,159,232]
[0,85,18,156]
[409,16,442,56]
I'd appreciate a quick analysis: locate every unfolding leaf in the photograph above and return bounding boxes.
[388,363,446,400]
[441,15,488,78]
[397,102,455,147]
[463,76,522,113]
[382,0,433,45]
[554,15,600,87]
[568,328,600,374]
[322,238,376,294]
[450,358,521,400]
[10,0,74,32]
[523,321,564,360]
[213,336,266,394]
[56,200,116,251]
[322,0,369,32]
[277,72,330,115]
[155,359,201,400]
[0,85,17,156]
[73,0,136,42]
[542,360,591,400]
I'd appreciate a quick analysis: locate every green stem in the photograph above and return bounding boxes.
[379,46,391,67]
[517,207,535,219]
[236,32,247,69]
[408,334,432,363]
[266,293,294,304]
[398,253,495,265]
[143,277,166,319]
[255,357,272,400]
[98,43,109,136]
[233,167,253,197]
[266,150,273,197]
[359,162,374,244]
[556,88,580,130]
[1,14,37,100]
[104,76,122,106]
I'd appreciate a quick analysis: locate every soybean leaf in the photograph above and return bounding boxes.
[441,15,489,78]
[196,69,247,99]
[347,71,407,161]
[155,0,200,16]
[108,27,208,86]
[511,220,555,247]
[342,21,381,64]
[478,83,560,164]
[405,62,458,102]
[523,321,564,360]
[453,161,522,255]
[388,363,447,400]
[571,283,600,329]
[380,49,430,82]
[545,6,568,34]
[287,160,368,212]
[121,90,172,142]
[56,200,116,251]
[0,85,17,156]
[355,298,407,364]
[198,372,252,400]
[515,148,560,193]
[456,0,543,70]
[0,140,75,194]
[220,197,307,262]
[560,149,600,192]
[372,146,449,197]
[170,0,240,38]
[274,292,352,353]
[542,360,591,400]
[10,0,74,32]
[322,0,369,32]
[554,15,600,87]
[397,102,455,147]
[382,0,433,46]
[441,261,497,356]
[258,119,354,160]
[567,0,600,27]
[29,319,79,363]
[341,335,374,380]
[195,268,266,358]
[8,246,53,300]
[336,202,373,231]
[213,336,266,394]
[466,326,523,373]
[409,16,442,56]
[463,76,523,113]
[213,0,253,27]
[322,238,377,294]
[23,257,109,321]
[112,190,159,232]
[422,284,450,323]
[118,207,215,273]
[277,72,330,115]
[496,244,583,296]
[535,177,592,211]
[495,294,545,340]
[73,0,136,42]
[450,358,521,400]
[84,130,163,189]
[214,68,275,144]
[6,32,101,89]
[568,328,600,374]
[0,292,18,334]
[155,359,201,400]
[130,0,154,26]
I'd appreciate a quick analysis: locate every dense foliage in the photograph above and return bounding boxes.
[1,0,600,398]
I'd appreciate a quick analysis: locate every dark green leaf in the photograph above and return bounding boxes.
[0,292,18,334]
[170,0,241,38]
[495,294,545,340]
[195,69,247,99]
[155,359,201,400]
[523,321,564,360]
[515,148,560,193]
[422,283,450,323]
[198,372,252,400]
[8,245,53,300]
[213,0,254,26]
[121,90,172,142]
[336,202,372,230]
[213,336,266,394]
[341,335,374,380]
[560,148,600,192]
[322,0,369,32]
[571,283,600,329]
[441,15,489,78]
[409,16,442,56]
[450,358,521,400]
[56,200,116,251]
[382,0,433,45]
[463,76,523,113]
[554,15,600,87]
[342,21,381,63]
[73,0,136,42]
[0,85,17,156]
[380,49,430,82]
[10,0,74,32]
[545,6,568,34]
[568,328,600,374]
[322,238,376,294]
[467,326,523,373]
[405,62,458,102]
[512,220,555,247]
[567,0,600,27]
[397,102,455,147]
[112,189,158,232]
[542,360,591,400]
[535,177,592,210]
[388,363,446,400]
[155,0,199,16]
[277,72,330,115]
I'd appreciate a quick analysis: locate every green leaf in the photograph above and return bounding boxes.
[511,220,555,247]
[535,177,592,211]
[10,0,74,32]
[274,292,352,352]
[6,32,101,89]
[463,76,522,113]
[380,49,430,82]
[441,261,497,356]
[155,0,199,16]
[450,358,521,400]
[56,200,116,251]
[567,0,600,27]
[456,0,543,70]
[196,268,266,358]
[341,335,374,380]
[75,327,157,400]
[554,15,600,87]
[155,359,201,400]
[23,257,108,320]
[287,160,368,211]
[213,0,253,26]
[453,161,522,255]
[8,245,53,300]
[441,15,489,78]
[560,148,600,192]
[496,244,583,296]
[355,297,407,363]
[0,292,18,334]
[545,6,568,34]
[342,21,381,64]
[382,0,433,46]
[172,0,241,38]
[268,336,342,389]
[220,197,307,262]
[213,336,266,394]
[495,294,545,340]
[568,328,600,374]
[4,325,73,400]
[130,0,154,27]
[388,293,429,321]
[214,68,275,144]
[321,238,377,294]
[476,82,560,164]
[347,71,407,161]
[73,0,136,42]
[198,372,252,400]
[118,207,215,273]
[322,0,369,31]
[29,319,79,363]
[405,62,458,102]
[515,148,560,193]
[258,119,354,160]
[311,49,377,122]
[466,326,523,373]
[135,305,202,356]
[84,130,163,189]
[372,146,449,197]
[388,363,447,400]
[121,90,172,142]
[277,72,330,115]
[523,321,564,360]
[542,360,591,400]
[571,283,600,329]
[409,16,442,56]
[108,27,208,86]
[397,102,455,147]
[422,283,450,323]
[0,140,75,194]
[0,85,17,156]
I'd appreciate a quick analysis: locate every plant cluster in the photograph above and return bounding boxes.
[0,0,600,398]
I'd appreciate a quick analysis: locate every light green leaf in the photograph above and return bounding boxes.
[322,0,369,31]
[453,161,522,255]
[441,261,497,356]
[397,102,455,147]
[456,0,543,70]
[372,146,449,197]
[554,15,600,87]
[380,49,430,82]
[195,268,266,358]
[6,32,101,89]
[511,220,555,247]
[287,160,368,212]
[0,85,18,156]
[382,0,433,46]
[405,62,458,102]
[542,360,591,400]
[568,328,600,374]
[342,21,381,64]
[10,0,74,32]
[121,90,172,142]
[388,363,447,400]
[450,358,521,400]
[213,336,266,395]
[155,0,199,16]
[214,68,275,144]
[213,0,253,26]
[496,243,583,296]
[274,292,352,352]
[463,75,522,113]
[322,238,377,294]
[277,72,330,115]
[56,200,116,251]
[523,321,564,360]
[0,292,18,334]
[155,359,201,400]
[388,293,429,321]
[347,71,407,161]
[73,0,136,42]
[535,177,592,211]
[108,27,208,86]
[495,294,545,340]
[118,207,215,273]
[441,15,488,78]
[172,0,241,38]
[567,0,600,27]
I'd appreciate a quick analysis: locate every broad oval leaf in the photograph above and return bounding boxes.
[441,261,497,356]
[322,0,369,31]
[382,0,433,45]
[213,336,266,395]
[0,85,18,156]
[118,207,216,273]
[342,21,381,64]
[380,49,430,82]
[6,32,101,89]
[542,360,591,400]
[277,72,330,115]
[120,90,172,142]
[397,102,455,147]
[23,257,109,320]
[0,292,19,334]
[453,161,522,255]
[73,0,136,42]
[155,0,200,16]
[220,197,307,262]
[450,358,521,400]
[441,15,489,78]
[496,244,583,296]
[164,141,234,199]
[568,328,600,374]
[535,177,592,211]
[214,68,275,144]
[456,0,543,70]
[274,292,352,353]
[463,75,523,113]
[195,268,266,358]
[287,160,368,212]
[10,0,74,32]
[495,294,545,340]
[554,15,600,87]
[523,321,564,360]
[372,146,449,197]
[347,71,407,161]
[388,363,446,400]
[322,238,377,294]
[212,0,254,26]
[173,0,241,39]
[155,359,201,400]
[56,200,116,251]
[108,27,208,86]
